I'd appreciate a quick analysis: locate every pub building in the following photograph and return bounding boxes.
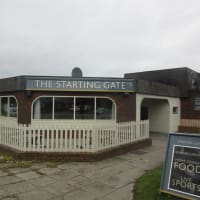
[0,67,198,160]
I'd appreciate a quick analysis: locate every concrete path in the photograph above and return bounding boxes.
[0,133,168,200]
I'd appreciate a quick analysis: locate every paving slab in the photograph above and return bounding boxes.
[57,163,74,170]
[97,168,143,189]
[42,181,75,196]
[15,171,40,180]
[103,183,134,200]
[83,165,116,180]
[1,181,36,196]
[0,189,7,199]
[0,176,22,186]
[37,167,61,175]
[28,175,56,187]
[1,197,18,200]
[63,188,97,200]
[18,189,54,200]
[0,170,9,177]
[30,163,48,170]
[8,167,30,174]
[49,196,64,200]
[69,175,94,186]
[80,181,115,198]
[49,169,79,181]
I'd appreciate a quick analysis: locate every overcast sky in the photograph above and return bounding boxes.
[0,0,200,78]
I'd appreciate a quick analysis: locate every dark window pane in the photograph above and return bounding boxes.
[96,98,115,120]
[1,97,8,116]
[54,97,74,119]
[75,98,94,119]
[172,106,178,114]
[41,98,53,119]
[33,97,53,119]
[194,97,200,110]
[9,97,17,117]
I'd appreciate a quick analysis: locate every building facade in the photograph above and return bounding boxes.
[0,67,198,160]
[125,67,200,133]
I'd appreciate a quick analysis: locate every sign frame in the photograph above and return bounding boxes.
[160,133,200,200]
[25,78,134,93]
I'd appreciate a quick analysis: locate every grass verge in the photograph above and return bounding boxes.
[0,152,61,169]
[0,152,34,168]
[134,165,182,200]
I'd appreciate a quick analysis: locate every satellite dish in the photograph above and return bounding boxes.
[71,67,83,77]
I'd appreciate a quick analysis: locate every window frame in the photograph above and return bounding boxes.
[96,97,116,120]
[32,96,116,121]
[54,97,74,120]
[194,96,200,111]
[74,97,95,120]
[172,106,178,114]
[0,96,18,118]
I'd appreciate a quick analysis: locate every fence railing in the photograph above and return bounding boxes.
[180,119,200,128]
[0,120,149,153]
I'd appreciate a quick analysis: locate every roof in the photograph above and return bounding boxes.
[125,67,200,97]
[0,74,180,97]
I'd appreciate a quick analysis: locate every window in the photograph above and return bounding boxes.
[75,98,94,119]
[54,97,73,119]
[9,97,17,117]
[172,106,178,114]
[0,96,17,118]
[33,97,53,119]
[1,97,8,116]
[96,98,115,119]
[32,96,115,120]
[194,97,200,110]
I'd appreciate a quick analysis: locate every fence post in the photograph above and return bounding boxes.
[92,125,97,152]
[18,124,22,151]
[22,124,27,152]
[146,120,149,138]
[0,123,1,145]
[115,123,118,147]
[136,120,141,139]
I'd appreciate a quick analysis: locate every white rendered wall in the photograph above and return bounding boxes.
[144,100,169,133]
[136,94,180,133]
[168,97,181,132]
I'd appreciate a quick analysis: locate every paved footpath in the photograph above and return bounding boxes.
[0,133,168,200]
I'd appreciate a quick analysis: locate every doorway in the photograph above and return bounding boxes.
[141,98,170,133]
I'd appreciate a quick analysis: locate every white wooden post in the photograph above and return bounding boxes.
[114,124,118,147]
[19,125,23,151]
[83,129,86,150]
[46,128,49,152]
[92,125,97,152]
[136,120,140,139]
[55,129,58,151]
[147,120,149,138]
[23,124,27,151]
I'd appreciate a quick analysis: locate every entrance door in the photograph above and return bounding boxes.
[141,106,148,120]
[141,98,169,133]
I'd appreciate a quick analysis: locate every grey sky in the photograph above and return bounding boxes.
[0,0,200,78]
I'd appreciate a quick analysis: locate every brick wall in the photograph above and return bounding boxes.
[0,138,152,161]
[181,91,200,119]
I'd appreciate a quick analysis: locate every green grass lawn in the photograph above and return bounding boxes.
[134,165,183,200]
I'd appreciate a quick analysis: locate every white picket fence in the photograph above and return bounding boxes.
[0,120,149,153]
